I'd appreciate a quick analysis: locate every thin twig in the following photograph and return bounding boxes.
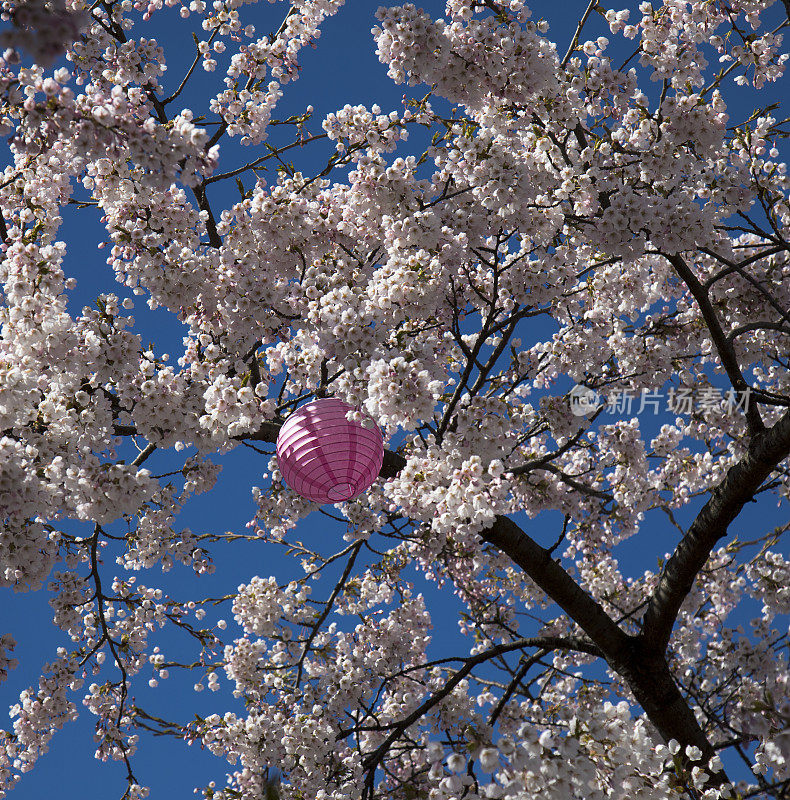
[561,0,600,68]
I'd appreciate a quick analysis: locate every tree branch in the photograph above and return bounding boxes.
[358,636,596,784]
[726,320,790,346]
[561,0,599,68]
[699,246,790,328]
[294,540,363,687]
[640,406,790,656]
[666,253,765,435]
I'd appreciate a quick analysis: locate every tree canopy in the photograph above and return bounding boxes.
[1,0,790,799]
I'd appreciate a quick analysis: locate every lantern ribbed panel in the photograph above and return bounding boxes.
[275,398,384,503]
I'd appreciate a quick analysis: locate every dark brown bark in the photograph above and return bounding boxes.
[667,254,765,436]
[640,407,790,656]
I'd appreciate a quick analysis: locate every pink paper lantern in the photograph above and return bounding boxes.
[275,398,384,503]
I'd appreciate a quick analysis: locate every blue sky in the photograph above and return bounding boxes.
[1,0,789,797]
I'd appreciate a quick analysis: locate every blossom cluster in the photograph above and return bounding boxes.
[0,635,18,684]
[372,2,558,114]
[0,0,89,67]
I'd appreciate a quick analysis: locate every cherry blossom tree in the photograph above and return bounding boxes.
[1,0,790,798]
